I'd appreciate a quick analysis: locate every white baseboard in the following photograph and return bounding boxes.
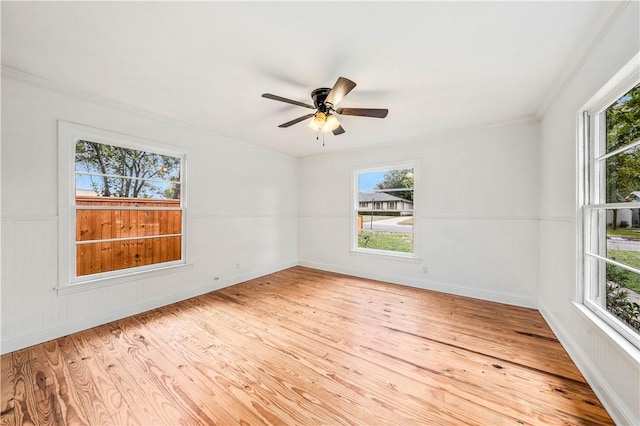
[297,260,538,309]
[212,260,298,290]
[1,260,297,354]
[539,302,638,426]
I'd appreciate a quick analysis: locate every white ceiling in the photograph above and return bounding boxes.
[1,1,622,157]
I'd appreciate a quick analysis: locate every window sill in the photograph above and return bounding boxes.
[571,301,640,358]
[350,248,422,263]
[56,263,194,295]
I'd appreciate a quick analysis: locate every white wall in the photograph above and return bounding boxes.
[1,73,298,353]
[299,119,540,308]
[538,2,639,425]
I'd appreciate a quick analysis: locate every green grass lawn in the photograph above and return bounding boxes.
[607,249,640,293]
[358,231,413,253]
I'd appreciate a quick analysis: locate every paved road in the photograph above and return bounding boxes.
[360,216,412,233]
[607,238,640,251]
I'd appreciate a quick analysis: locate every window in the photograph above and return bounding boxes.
[580,63,639,348]
[58,122,186,288]
[354,165,415,256]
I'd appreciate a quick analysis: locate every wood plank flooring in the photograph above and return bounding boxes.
[1,266,613,425]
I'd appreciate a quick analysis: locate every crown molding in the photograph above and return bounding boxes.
[535,1,632,119]
[300,115,539,161]
[1,66,296,160]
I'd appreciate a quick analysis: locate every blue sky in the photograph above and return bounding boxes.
[359,171,385,192]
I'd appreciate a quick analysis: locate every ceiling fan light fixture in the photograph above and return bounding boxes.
[323,114,340,132]
[308,112,327,131]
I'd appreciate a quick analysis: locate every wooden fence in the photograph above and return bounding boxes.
[76,197,181,276]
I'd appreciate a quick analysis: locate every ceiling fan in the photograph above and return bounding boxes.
[262,77,388,136]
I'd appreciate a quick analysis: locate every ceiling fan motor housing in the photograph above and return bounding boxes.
[311,87,332,112]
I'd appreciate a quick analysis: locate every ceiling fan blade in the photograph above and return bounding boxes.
[332,125,346,135]
[278,113,315,128]
[336,107,388,118]
[324,77,357,107]
[262,93,315,109]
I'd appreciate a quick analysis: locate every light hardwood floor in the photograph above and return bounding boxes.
[1,266,613,425]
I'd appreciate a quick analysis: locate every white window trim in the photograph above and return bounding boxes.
[57,121,189,294]
[577,53,640,350]
[351,161,419,260]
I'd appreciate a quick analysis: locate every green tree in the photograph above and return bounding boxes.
[606,83,640,152]
[162,178,181,200]
[375,169,414,201]
[75,140,180,198]
[605,83,640,228]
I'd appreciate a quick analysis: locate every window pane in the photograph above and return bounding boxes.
[603,144,640,203]
[76,236,182,276]
[75,139,181,183]
[358,230,413,253]
[76,174,181,200]
[605,83,640,154]
[607,211,640,273]
[359,168,414,201]
[356,167,414,254]
[603,261,640,334]
[587,208,640,270]
[76,209,182,241]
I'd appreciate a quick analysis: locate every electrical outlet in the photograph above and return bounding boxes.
[422,266,429,274]
[235,263,240,270]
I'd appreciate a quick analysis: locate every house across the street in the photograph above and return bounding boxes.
[358,192,413,212]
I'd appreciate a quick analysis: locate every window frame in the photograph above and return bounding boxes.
[578,54,640,349]
[57,121,189,294]
[351,161,419,260]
